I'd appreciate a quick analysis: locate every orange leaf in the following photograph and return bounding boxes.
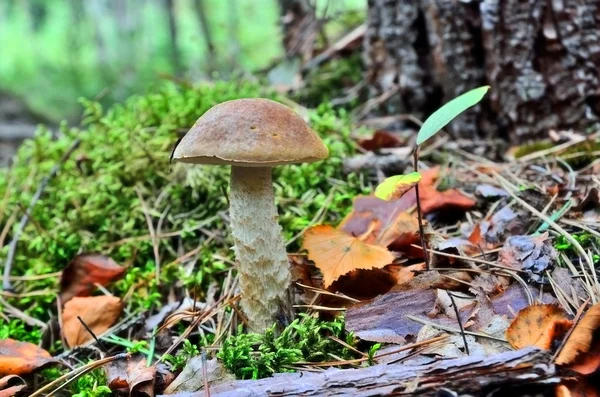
[0,340,55,376]
[556,379,600,397]
[556,303,600,367]
[302,225,396,288]
[419,185,476,214]
[506,304,572,350]
[62,296,123,348]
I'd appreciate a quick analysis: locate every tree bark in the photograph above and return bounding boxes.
[363,0,600,142]
[278,0,319,62]
[161,347,560,396]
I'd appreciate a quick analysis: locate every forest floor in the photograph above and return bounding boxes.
[1,93,600,396]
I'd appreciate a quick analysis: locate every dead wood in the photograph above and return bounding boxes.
[162,347,560,397]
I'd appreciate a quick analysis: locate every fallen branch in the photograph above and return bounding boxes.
[163,347,559,396]
[2,138,82,291]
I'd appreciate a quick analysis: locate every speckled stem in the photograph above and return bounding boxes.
[229,166,292,332]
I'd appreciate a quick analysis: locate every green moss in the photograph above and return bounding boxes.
[512,141,555,159]
[512,139,600,169]
[217,314,368,380]
[0,81,369,343]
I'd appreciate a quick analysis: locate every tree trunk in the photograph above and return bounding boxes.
[363,0,600,142]
[278,0,319,62]
[192,0,216,74]
[164,0,181,75]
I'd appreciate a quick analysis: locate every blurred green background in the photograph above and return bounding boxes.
[0,0,365,123]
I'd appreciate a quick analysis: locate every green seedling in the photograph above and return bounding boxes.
[415,85,490,268]
[375,86,490,269]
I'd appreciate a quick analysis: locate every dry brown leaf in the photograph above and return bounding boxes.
[62,295,123,347]
[506,304,572,350]
[302,225,396,288]
[0,375,26,397]
[358,130,404,151]
[556,303,600,368]
[106,355,158,396]
[0,340,55,376]
[60,254,126,303]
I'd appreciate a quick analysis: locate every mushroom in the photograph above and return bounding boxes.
[171,98,329,332]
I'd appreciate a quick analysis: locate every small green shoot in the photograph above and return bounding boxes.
[414,85,490,269]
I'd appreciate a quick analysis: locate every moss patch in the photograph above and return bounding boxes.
[0,81,369,343]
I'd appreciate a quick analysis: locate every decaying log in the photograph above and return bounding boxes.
[164,347,560,397]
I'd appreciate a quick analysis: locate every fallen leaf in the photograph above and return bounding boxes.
[345,272,440,342]
[358,130,404,151]
[498,233,557,283]
[339,196,420,251]
[387,262,426,284]
[106,355,157,396]
[556,379,600,397]
[551,267,589,305]
[62,295,123,347]
[491,283,557,317]
[506,304,572,350]
[60,254,126,303]
[419,185,476,214]
[475,184,509,198]
[375,172,421,202]
[470,274,509,296]
[164,357,234,394]
[556,303,600,368]
[467,206,525,246]
[0,340,55,376]
[302,225,396,288]
[128,357,156,396]
[0,375,26,397]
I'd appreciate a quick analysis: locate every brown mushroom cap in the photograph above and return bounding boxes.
[172,98,329,166]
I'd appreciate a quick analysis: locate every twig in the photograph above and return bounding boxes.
[2,138,81,291]
[414,148,430,270]
[135,187,161,285]
[447,291,470,355]
[77,316,109,353]
[406,315,507,342]
[0,296,47,328]
[30,353,130,397]
[202,348,211,397]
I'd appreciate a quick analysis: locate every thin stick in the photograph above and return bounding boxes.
[413,148,429,270]
[136,187,161,285]
[30,353,129,397]
[202,348,211,397]
[551,298,590,362]
[406,315,507,342]
[77,316,109,353]
[447,291,470,355]
[2,138,82,291]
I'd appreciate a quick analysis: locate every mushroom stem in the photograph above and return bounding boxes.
[229,166,292,332]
